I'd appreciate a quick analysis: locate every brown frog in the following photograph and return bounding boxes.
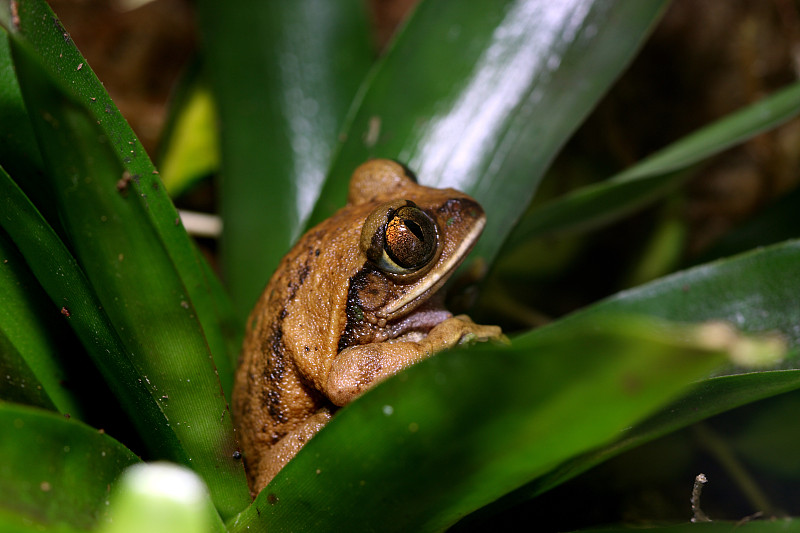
[232,159,504,494]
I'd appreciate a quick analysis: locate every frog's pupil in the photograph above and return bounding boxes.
[404,219,424,242]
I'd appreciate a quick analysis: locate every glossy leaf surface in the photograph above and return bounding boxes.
[473,239,800,517]
[1,0,240,400]
[196,0,373,315]
[549,239,800,349]
[228,316,740,532]
[2,14,249,517]
[0,166,185,473]
[310,0,669,270]
[0,403,140,531]
[0,29,42,174]
[482,368,800,522]
[0,228,79,414]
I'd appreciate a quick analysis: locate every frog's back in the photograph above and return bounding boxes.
[232,210,364,488]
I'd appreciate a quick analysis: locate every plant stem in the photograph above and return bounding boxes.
[693,422,779,517]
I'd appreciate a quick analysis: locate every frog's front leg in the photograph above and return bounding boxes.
[251,408,332,492]
[326,316,504,406]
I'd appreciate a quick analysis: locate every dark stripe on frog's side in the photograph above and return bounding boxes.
[287,253,312,301]
[258,247,316,428]
[338,264,383,352]
[287,249,314,301]
[260,309,288,425]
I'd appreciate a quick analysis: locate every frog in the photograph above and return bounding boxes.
[232,159,504,495]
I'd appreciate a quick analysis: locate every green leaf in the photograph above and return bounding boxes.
[228,316,746,532]
[0,227,81,415]
[490,368,800,518]
[503,80,800,249]
[2,33,249,517]
[0,30,43,185]
[0,403,140,531]
[198,247,245,375]
[469,239,800,519]
[0,331,56,411]
[0,508,85,533]
[613,84,800,184]
[310,0,669,269]
[1,0,241,404]
[196,0,374,315]
[0,165,186,474]
[548,239,800,349]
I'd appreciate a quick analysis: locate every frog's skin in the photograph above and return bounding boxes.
[232,159,503,494]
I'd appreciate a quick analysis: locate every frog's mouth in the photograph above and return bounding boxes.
[376,211,483,342]
[381,292,453,343]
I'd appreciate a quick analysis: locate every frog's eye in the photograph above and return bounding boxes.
[385,205,439,269]
[360,200,440,275]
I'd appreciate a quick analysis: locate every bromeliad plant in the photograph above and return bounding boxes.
[1,0,800,531]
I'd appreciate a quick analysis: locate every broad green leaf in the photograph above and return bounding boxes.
[310,0,668,269]
[0,30,43,185]
[468,239,800,519]
[227,316,749,532]
[196,0,373,315]
[198,247,245,374]
[1,0,241,403]
[0,332,55,410]
[0,166,186,472]
[3,39,249,516]
[0,508,85,533]
[100,463,226,533]
[503,80,800,249]
[484,368,800,520]
[0,403,140,531]
[548,239,800,349]
[0,228,80,415]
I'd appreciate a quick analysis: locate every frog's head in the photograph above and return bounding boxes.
[341,159,486,344]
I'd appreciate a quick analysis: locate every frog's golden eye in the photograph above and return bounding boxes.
[360,200,440,275]
[385,205,439,269]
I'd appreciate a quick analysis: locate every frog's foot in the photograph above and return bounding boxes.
[454,314,509,346]
[421,314,507,354]
[381,292,505,347]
